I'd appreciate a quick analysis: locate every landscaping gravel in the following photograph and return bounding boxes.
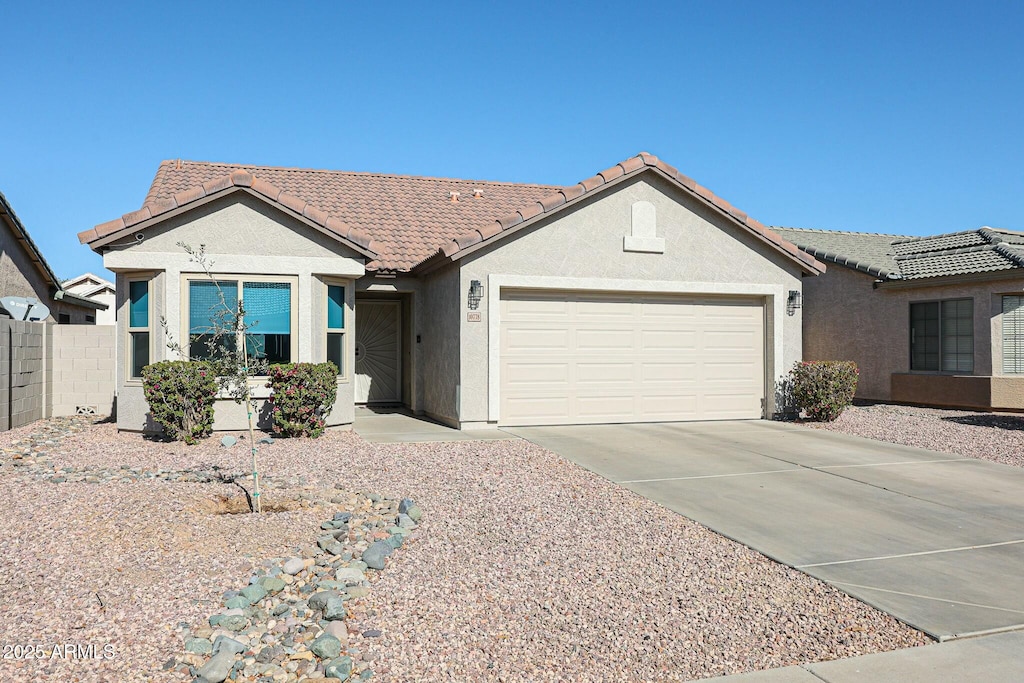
[0,417,928,682]
[804,403,1024,468]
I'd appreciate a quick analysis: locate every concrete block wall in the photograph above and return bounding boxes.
[0,320,47,430]
[51,325,116,417]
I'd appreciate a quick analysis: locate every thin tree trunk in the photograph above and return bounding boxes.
[241,329,262,513]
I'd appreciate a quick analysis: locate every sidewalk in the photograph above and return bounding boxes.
[709,630,1024,682]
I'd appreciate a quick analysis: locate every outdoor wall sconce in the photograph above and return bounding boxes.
[787,290,802,316]
[468,280,484,310]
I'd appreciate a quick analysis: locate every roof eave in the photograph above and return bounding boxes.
[873,268,1024,289]
[57,291,109,310]
[790,245,894,279]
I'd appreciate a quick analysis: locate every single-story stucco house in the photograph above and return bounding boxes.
[776,226,1024,411]
[79,153,825,432]
[1,190,107,323]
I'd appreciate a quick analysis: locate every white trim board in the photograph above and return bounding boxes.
[485,274,786,424]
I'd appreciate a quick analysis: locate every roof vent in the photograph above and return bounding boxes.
[448,191,460,203]
[472,188,484,199]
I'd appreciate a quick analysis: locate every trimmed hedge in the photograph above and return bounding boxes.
[142,361,218,444]
[789,360,859,422]
[266,363,338,438]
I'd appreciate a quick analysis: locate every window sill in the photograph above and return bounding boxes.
[902,370,976,376]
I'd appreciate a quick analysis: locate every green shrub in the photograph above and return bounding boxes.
[789,360,859,422]
[142,361,218,444]
[266,363,338,438]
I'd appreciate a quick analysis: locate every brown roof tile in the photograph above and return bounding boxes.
[498,213,524,230]
[202,176,233,195]
[580,174,605,192]
[122,206,152,228]
[518,202,544,222]
[539,192,566,212]
[479,221,503,240]
[251,177,280,201]
[173,186,206,207]
[561,184,586,202]
[619,156,646,174]
[599,164,625,183]
[277,192,307,215]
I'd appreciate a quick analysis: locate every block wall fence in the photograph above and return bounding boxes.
[0,320,116,431]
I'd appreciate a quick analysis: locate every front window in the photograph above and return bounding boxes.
[909,298,973,372]
[326,283,346,376]
[187,277,294,366]
[127,278,151,379]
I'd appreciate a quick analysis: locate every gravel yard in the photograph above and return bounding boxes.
[803,403,1024,468]
[1,418,927,682]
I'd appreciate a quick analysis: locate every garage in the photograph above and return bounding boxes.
[498,289,765,426]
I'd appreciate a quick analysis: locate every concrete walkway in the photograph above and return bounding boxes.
[711,630,1024,682]
[506,420,1024,642]
[353,407,513,443]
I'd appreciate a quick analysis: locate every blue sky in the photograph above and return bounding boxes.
[2,2,1022,280]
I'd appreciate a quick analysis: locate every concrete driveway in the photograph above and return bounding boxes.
[506,420,1024,641]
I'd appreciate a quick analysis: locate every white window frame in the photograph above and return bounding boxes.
[125,274,155,383]
[323,278,350,382]
[179,273,299,371]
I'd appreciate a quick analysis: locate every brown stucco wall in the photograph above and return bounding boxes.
[1,213,96,324]
[890,374,991,409]
[802,264,1024,408]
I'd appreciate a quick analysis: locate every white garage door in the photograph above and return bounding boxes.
[499,290,765,426]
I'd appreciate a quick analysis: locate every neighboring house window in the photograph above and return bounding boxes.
[1002,295,1024,373]
[326,283,346,377]
[86,315,95,324]
[128,279,151,379]
[186,277,295,366]
[58,313,71,324]
[909,299,973,372]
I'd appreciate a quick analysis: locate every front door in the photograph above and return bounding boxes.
[354,301,401,403]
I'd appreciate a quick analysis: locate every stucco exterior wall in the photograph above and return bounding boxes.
[454,173,807,426]
[802,264,1024,405]
[103,193,365,432]
[418,267,461,425]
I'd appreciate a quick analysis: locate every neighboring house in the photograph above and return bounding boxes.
[776,226,1024,411]
[79,153,824,432]
[1,190,107,323]
[63,273,116,325]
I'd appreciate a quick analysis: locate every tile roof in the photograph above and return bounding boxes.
[135,161,558,272]
[774,226,1024,281]
[82,154,824,275]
